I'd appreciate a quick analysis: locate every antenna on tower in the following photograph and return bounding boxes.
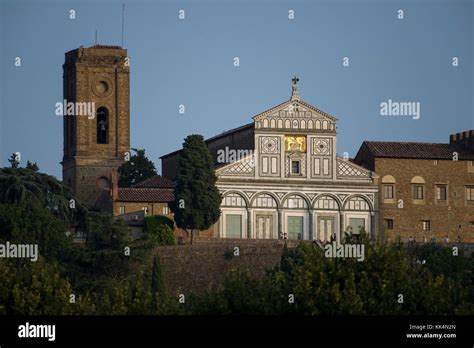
[121,3,125,47]
[95,29,98,45]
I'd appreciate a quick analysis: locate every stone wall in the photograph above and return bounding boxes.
[155,239,307,295]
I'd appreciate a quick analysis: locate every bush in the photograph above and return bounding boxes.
[144,216,176,246]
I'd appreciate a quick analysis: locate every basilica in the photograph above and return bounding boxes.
[161,78,379,242]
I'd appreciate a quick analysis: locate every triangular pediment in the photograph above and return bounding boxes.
[252,99,337,132]
[253,99,337,122]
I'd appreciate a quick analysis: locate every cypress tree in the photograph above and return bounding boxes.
[170,134,221,244]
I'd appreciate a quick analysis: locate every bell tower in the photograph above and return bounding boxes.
[62,45,130,207]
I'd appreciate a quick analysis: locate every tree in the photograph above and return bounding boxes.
[8,153,19,168]
[170,135,221,244]
[118,148,157,187]
[151,255,166,311]
[0,167,88,227]
[25,160,39,172]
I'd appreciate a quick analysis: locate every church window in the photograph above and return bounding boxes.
[96,107,109,144]
[225,214,242,238]
[291,160,300,175]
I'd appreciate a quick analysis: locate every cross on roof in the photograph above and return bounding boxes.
[292,76,299,84]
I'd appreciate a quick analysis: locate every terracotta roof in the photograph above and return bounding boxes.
[362,141,474,160]
[132,175,175,188]
[117,188,174,203]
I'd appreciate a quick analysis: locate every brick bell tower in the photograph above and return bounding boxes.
[62,45,130,207]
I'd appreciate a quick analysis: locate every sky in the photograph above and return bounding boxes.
[0,0,473,179]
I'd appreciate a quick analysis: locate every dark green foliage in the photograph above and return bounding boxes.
[187,241,474,315]
[25,160,39,172]
[8,153,19,168]
[0,204,71,261]
[170,135,221,241]
[151,255,166,310]
[144,216,176,246]
[118,148,157,188]
[0,258,91,315]
[0,167,88,227]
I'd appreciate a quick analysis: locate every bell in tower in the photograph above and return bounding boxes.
[61,45,130,207]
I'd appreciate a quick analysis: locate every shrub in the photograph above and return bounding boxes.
[144,216,176,246]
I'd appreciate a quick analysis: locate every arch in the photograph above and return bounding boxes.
[322,120,328,130]
[270,119,276,128]
[292,119,299,129]
[281,193,310,209]
[343,194,372,211]
[300,119,306,129]
[263,119,269,128]
[315,120,321,129]
[250,192,280,208]
[382,175,396,183]
[277,119,283,128]
[313,194,341,210]
[308,120,314,129]
[285,119,291,128]
[411,176,425,184]
[222,191,249,208]
[96,176,111,190]
[96,106,109,144]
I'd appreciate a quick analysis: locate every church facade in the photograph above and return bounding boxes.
[162,79,379,242]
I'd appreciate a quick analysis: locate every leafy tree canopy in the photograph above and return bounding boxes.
[118,148,157,188]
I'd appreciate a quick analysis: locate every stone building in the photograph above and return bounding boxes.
[94,174,175,218]
[61,45,130,207]
[162,78,379,241]
[354,131,474,243]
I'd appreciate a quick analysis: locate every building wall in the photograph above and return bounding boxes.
[374,158,474,242]
[161,124,254,180]
[112,201,171,217]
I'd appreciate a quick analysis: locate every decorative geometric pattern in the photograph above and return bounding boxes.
[344,197,370,211]
[337,158,370,178]
[312,138,331,155]
[337,194,348,201]
[261,137,280,154]
[220,155,255,176]
[222,193,247,207]
[244,191,256,199]
[276,192,287,199]
[314,195,339,210]
[282,194,308,209]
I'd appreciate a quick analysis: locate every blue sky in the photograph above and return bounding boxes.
[1,0,473,178]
